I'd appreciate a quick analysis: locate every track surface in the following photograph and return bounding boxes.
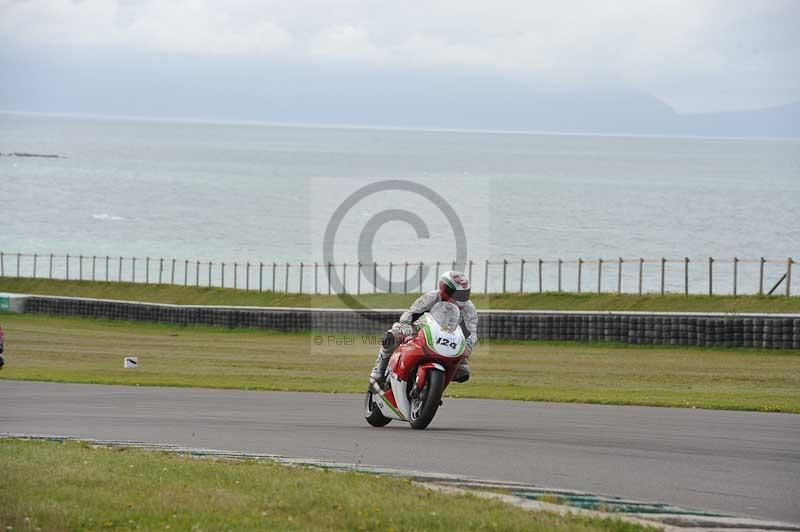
[2,380,799,523]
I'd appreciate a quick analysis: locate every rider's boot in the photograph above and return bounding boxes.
[453,360,470,383]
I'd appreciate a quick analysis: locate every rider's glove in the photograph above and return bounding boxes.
[466,334,477,349]
[398,323,414,337]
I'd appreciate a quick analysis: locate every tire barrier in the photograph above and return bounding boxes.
[15,295,800,349]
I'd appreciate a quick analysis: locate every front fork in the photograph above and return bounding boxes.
[410,362,446,398]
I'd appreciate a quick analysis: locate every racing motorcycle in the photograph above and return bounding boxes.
[364,309,467,430]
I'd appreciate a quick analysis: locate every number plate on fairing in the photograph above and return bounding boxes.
[421,314,466,357]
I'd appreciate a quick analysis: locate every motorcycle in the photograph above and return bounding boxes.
[364,311,467,430]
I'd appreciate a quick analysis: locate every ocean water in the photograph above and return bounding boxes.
[1,112,798,294]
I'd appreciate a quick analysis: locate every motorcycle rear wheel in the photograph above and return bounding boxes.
[409,370,444,430]
[364,392,392,427]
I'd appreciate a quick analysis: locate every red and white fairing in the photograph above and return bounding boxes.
[373,313,466,422]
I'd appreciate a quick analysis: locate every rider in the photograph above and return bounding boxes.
[369,270,478,385]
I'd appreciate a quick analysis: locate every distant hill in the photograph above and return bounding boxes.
[678,101,800,137]
[1,52,798,138]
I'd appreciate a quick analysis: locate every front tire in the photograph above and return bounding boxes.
[409,370,444,430]
[364,392,391,427]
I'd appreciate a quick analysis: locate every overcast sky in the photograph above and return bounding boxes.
[1,0,798,119]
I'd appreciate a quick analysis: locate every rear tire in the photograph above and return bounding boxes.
[364,392,391,427]
[409,370,444,430]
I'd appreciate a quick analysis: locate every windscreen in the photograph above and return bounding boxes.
[429,301,461,332]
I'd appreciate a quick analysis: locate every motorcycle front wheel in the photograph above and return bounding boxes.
[364,392,392,427]
[409,370,444,430]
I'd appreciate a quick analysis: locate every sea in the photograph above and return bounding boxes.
[1,112,798,294]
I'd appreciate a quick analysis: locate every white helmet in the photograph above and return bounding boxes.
[429,301,461,333]
[438,270,471,309]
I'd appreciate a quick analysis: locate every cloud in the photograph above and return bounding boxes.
[0,0,293,55]
[1,0,798,112]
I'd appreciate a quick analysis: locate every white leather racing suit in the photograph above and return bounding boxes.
[369,290,478,382]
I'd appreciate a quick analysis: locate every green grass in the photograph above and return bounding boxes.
[0,439,652,532]
[2,277,799,312]
[2,312,798,412]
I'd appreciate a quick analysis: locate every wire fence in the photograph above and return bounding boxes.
[0,252,795,297]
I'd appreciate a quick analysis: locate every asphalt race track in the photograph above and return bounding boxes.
[2,380,798,523]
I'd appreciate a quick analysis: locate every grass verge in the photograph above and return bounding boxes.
[0,438,651,531]
[1,312,798,412]
[2,277,799,313]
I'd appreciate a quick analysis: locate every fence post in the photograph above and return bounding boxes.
[519,259,525,293]
[158,258,163,285]
[538,259,543,293]
[733,257,738,296]
[708,257,714,296]
[357,262,362,294]
[131,257,135,283]
[314,262,318,294]
[259,262,264,292]
[234,262,238,290]
[451,260,456,272]
[373,261,377,293]
[468,260,474,286]
[79,254,83,280]
[758,257,765,295]
[638,258,643,295]
[66,254,71,280]
[0,251,4,276]
[577,258,583,293]
[404,262,408,294]
[50,254,54,279]
[119,256,123,282]
[208,262,212,287]
[17,253,21,277]
[326,263,331,295]
[105,256,110,282]
[557,259,562,292]
[684,257,689,296]
[435,261,440,289]
[419,261,424,293]
[617,258,623,293]
[342,262,347,294]
[33,254,38,278]
[389,262,393,293]
[597,258,603,294]
[484,260,489,293]
[284,263,289,293]
[171,259,176,285]
[502,259,511,293]
[195,261,199,287]
[246,262,250,291]
[298,262,303,293]
[183,260,188,286]
[144,257,149,284]
[660,258,665,295]
[92,255,96,281]
[787,258,793,297]
[272,262,277,292]
[221,262,225,288]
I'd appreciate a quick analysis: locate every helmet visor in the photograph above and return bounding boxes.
[452,287,471,302]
